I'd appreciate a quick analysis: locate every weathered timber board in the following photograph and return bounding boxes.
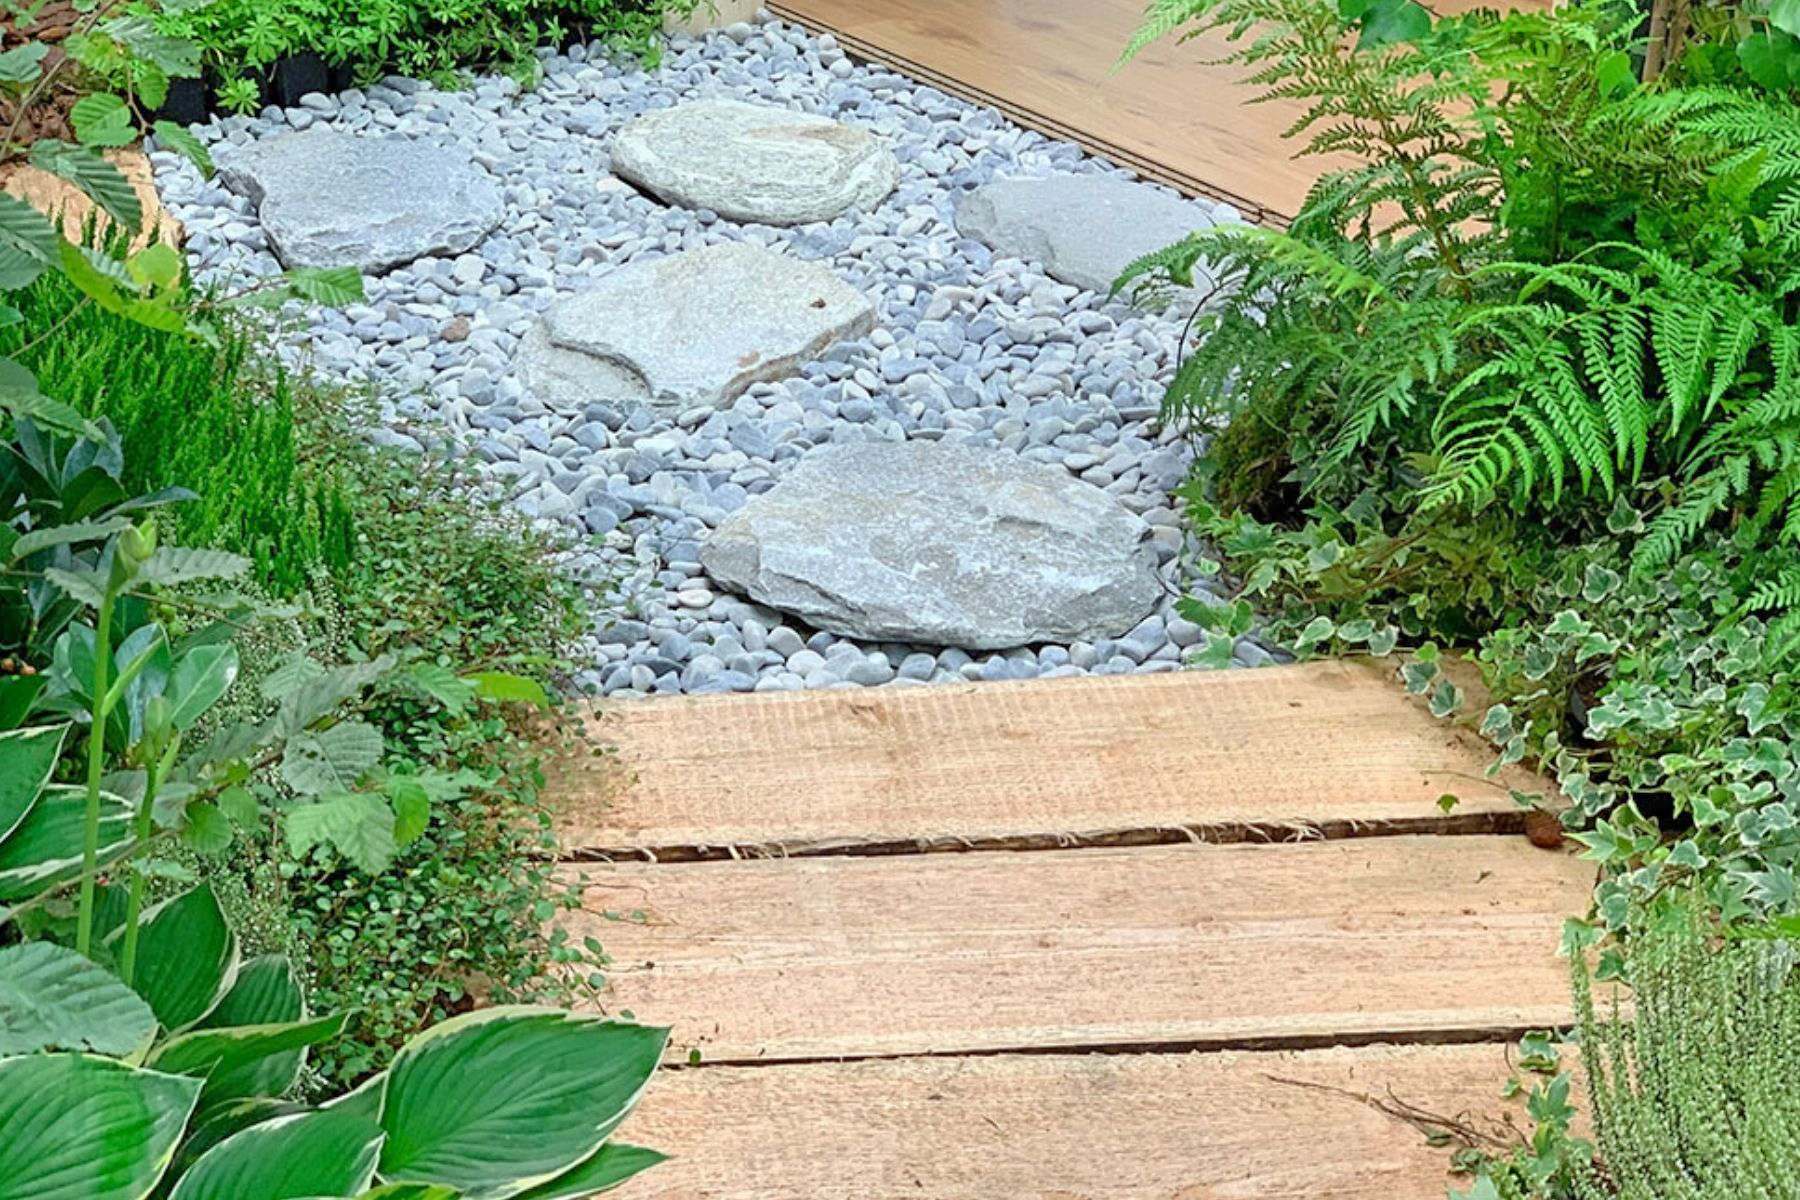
[623,1044,1525,1199]
[566,836,1589,1063]
[555,661,1545,857]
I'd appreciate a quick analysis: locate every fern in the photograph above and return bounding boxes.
[1131,0,1800,563]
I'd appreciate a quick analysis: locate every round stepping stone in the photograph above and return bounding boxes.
[700,441,1162,651]
[954,175,1221,298]
[518,242,873,412]
[611,99,899,226]
[217,128,502,273]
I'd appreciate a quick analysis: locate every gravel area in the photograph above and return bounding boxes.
[149,12,1278,697]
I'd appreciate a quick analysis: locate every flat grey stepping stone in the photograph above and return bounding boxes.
[218,128,502,272]
[701,441,1162,650]
[519,242,873,412]
[611,99,898,226]
[954,175,1220,298]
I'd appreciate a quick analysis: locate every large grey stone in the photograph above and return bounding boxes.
[519,242,873,412]
[954,174,1219,297]
[219,128,502,272]
[700,441,1162,650]
[611,99,898,226]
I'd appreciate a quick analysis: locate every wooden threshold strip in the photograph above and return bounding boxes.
[764,2,1282,224]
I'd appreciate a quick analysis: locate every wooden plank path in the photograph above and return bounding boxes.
[552,661,1592,1197]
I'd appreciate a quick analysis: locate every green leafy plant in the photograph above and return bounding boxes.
[150,0,697,103]
[1458,900,1800,1199]
[1123,0,1800,571]
[0,935,667,1200]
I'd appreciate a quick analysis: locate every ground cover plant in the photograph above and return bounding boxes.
[1125,0,1800,1191]
[148,0,695,112]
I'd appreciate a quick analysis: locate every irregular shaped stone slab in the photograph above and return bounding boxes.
[955,174,1220,297]
[611,99,898,226]
[519,242,873,412]
[218,128,502,272]
[701,441,1162,650]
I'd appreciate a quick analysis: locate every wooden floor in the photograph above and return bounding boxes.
[767,0,1545,224]
[552,662,1594,1197]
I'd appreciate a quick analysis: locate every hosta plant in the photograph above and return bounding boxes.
[0,935,667,1200]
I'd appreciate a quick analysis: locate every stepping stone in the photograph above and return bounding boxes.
[218,128,502,273]
[699,441,1161,650]
[518,243,873,412]
[611,99,898,226]
[954,174,1221,297]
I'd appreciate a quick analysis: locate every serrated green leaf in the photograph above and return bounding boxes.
[0,42,49,85]
[152,120,214,175]
[284,266,365,306]
[71,93,136,148]
[134,547,252,588]
[29,141,142,232]
[181,802,233,855]
[284,793,398,874]
[281,721,385,795]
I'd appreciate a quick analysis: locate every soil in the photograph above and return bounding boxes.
[2,2,96,147]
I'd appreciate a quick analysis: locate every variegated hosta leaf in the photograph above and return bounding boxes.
[0,941,157,1055]
[0,785,132,906]
[193,955,309,1104]
[511,1143,668,1200]
[376,1008,668,1200]
[0,724,64,845]
[0,1053,200,1200]
[111,883,236,1031]
[149,1013,347,1110]
[169,1107,384,1200]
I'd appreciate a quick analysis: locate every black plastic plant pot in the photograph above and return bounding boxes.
[327,61,356,93]
[268,51,331,108]
[155,77,210,126]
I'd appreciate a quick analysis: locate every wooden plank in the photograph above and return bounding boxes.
[624,1044,1524,1199]
[767,0,1316,221]
[555,661,1547,857]
[566,836,1588,1063]
[768,0,1549,225]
